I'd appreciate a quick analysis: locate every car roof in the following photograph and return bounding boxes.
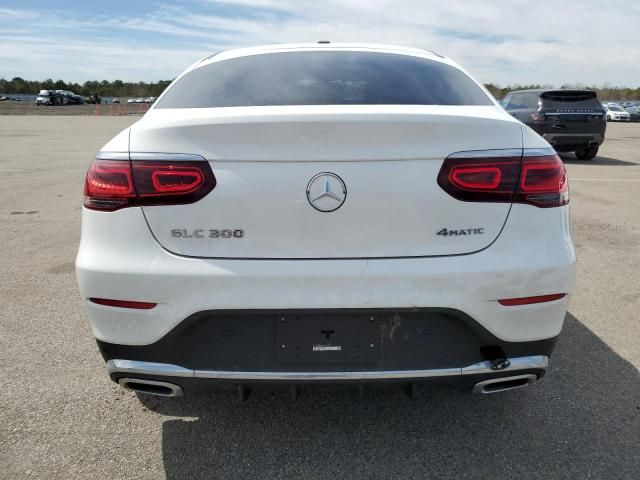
[194,43,453,70]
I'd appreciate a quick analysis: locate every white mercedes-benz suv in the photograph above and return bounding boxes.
[76,43,576,398]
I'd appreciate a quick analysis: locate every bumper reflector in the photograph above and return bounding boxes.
[498,293,566,306]
[89,298,157,309]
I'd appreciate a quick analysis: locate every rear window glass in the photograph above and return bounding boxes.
[540,91,602,109]
[156,51,492,108]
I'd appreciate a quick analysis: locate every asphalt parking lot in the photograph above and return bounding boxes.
[1,116,638,479]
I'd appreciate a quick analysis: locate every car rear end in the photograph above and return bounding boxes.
[627,106,640,122]
[76,45,576,398]
[606,104,631,122]
[524,90,606,153]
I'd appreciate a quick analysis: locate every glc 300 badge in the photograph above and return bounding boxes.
[171,229,244,238]
[306,173,347,212]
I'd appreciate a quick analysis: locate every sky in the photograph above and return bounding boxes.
[1,0,639,86]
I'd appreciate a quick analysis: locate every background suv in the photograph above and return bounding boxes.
[501,89,606,160]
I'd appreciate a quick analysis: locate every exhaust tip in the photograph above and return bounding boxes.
[118,378,184,397]
[472,374,537,395]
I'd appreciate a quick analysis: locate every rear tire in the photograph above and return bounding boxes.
[575,146,599,160]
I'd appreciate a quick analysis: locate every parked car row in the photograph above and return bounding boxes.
[31,91,158,106]
[35,89,84,106]
[601,102,640,122]
[126,97,156,104]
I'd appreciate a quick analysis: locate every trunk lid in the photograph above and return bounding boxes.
[131,106,521,259]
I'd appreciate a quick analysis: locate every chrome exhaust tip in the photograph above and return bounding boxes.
[472,374,537,394]
[118,378,184,397]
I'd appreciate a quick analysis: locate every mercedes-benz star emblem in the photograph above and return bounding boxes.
[306,172,347,212]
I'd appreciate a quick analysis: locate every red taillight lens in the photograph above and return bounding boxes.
[89,298,157,309]
[131,161,214,204]
[84,159,216,211]
[529,112,546,121]
[84,160,135,210]
[515,155,568,208]
[151,168,204,193]
[438,151,568,208]
[498,293,566,306]
[450,166,502,190]
[438,155,521,203]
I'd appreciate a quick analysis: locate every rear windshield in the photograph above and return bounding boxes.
[540,91,602,109]
[156,51,492,108]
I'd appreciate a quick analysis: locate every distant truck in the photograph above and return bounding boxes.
[85,93,101,104]
[35,90,54,105]
[35,89,84,106]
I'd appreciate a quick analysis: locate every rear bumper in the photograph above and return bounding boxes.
[77,203,576,346]
[106,354,547,385]
[541,132,604,150]
[97,307,557,374]
[101,308,554,393]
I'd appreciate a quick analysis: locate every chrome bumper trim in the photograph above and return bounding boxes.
[106,359,193,377]
[106,355,548,382]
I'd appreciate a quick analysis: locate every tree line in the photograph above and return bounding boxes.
[0,77,172,98]
[2,77,640,101]
[484,83,640,101]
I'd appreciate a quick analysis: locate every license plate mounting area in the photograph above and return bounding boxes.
[276,312,380,364]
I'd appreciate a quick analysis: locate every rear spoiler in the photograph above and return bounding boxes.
[540,91,598,102]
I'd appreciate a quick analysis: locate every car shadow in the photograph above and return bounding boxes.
[560,154,638,166]
[155,314,639,479]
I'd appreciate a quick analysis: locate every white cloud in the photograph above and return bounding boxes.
[1,1,639,85]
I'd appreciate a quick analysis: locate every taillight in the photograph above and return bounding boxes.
[84,159,216,211]
[529,112,546,121]
[130,161,215,205]
[85,160,135,210]
[438,153,521,203]
[438,150,568,208]
[516,155,568,207]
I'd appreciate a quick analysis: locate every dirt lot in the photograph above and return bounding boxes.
[0,117,638,479]
[0,102,150,116]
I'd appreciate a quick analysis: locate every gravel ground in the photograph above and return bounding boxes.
[0,102,149,116]
[0,117,638,479]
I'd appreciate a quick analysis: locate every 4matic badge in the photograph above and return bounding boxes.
[437,227,484,237]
